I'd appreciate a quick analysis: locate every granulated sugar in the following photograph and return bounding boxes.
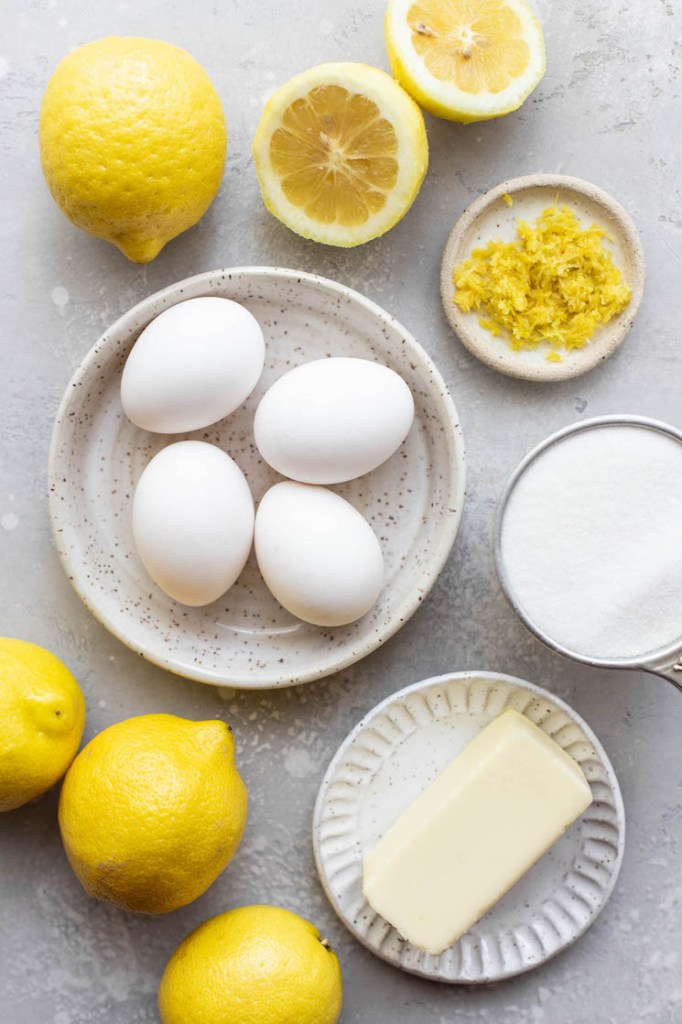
[500,423,682,661]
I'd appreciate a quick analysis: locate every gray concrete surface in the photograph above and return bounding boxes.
[2,1,682,1021]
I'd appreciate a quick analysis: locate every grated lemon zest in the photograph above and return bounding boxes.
[453,205,632,352]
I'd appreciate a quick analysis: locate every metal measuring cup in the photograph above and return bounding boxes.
[494,414,682,693]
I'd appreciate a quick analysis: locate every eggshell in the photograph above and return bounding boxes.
[121,297,265,433]
[132,441,254,606]
[255,481,384,627]
[253,357,414,484]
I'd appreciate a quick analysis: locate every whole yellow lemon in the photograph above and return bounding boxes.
[58,713,247,913]
[159,905,343,1024]
[0,638,85,811]
[39,37,226,263]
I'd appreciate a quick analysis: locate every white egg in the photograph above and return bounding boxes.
[121,297,265,433]
[132,441,254,607]
[253,357,414,484]
[255,482,384,627]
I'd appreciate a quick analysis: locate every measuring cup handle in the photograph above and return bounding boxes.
[649,658,682,694]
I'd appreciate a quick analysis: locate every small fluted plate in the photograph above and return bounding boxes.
[313,671,624,983]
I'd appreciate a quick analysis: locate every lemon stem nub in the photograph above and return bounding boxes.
[319,937,333,952]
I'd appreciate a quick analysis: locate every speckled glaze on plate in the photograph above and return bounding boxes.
[48,268,465,689]
[440,174,645,381]
[313,671,625,983]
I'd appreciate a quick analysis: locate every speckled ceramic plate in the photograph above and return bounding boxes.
[440,174,645,381]
[48,267,465,689]
[313,671,624,982]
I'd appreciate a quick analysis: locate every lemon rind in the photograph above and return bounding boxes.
[38,37,227,264]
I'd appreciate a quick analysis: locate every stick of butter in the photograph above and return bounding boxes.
[362,707,593,955]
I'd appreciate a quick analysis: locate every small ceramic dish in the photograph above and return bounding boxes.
[48,267,465,689]
[313,670,624,983]
[440,174,645,382]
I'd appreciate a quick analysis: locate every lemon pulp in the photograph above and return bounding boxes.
[408,0,531,94]
[271,85,399,227]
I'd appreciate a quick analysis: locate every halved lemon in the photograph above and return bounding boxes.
[252,62,428,247]
[385,0,546,123]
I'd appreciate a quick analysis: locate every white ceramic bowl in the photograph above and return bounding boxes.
[440,174,645,382]
[48,268,465,689]
[313,670,625,983]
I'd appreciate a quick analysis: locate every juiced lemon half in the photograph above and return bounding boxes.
[252,62,428,247]
[385,0,545,123]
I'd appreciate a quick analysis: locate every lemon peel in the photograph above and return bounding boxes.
[39,37,226,263]
[0,638,85,812]
[58,713,247,913]
[159,906,342,1024]
[453,204,632,353]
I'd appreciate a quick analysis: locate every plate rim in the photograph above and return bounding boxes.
[312,669,626,983]
[439,173,646,382]
[47,266,466,689]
